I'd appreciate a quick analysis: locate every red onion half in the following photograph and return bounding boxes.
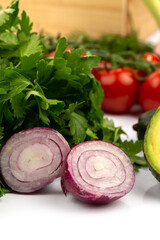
[61,141,135,204]
[0,127,70,193]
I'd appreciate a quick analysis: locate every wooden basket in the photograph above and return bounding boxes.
[1,0,158,39]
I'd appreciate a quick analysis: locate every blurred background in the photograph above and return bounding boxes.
[0,0,159,40]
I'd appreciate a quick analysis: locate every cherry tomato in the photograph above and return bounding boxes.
[92,60,105,78]
[138,69,160,112]
[92,60,111,78]
[81,52,86,57]
[143,52,160,63]
[96,68,140,114]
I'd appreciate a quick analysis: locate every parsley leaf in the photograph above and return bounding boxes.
[0,178,12,198]
[101,118,126,143]
[0,0,19,31]
[18,34,43,58]
[11,92,27,118]
[0,69,33,102]
[54,37,68,58]
[69,112,88,144]
[118,140,147,171]
[18,10,33,35]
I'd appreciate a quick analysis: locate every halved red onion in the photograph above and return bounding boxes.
[0,127,70,193]
[61,140,135,204]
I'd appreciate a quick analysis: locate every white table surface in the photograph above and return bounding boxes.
[0,105,159,240]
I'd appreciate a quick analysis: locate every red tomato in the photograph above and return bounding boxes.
[143,52,160,63]
[92,60,105,78]
[138,69,160,112]
[96,68,140,114]
[46,50,55,58]
[92,60,111,78]
[81,52,86,57]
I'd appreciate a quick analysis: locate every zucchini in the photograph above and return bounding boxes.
[133,109,156,140]
[144,106,160,181]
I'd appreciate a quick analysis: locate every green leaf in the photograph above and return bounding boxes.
[0,126,4,147]
[69,112,88,144]
[36,59,54,85]
[86,128,98,139]
[65,48,100,77]
[65,48,82,73]
[0,103,3,125]
[89,79,104,122]
[0,127,4,141]
[54,37,68,58]
[3,102,14,123]
[76,55,100,76]
[11,92,26,118]
[119,139,143,155]
[17,34,43,58]
[53,57,72,79]
[39,107,50,125]
[118,140,147,170]
[101,118,126,143]
[18,10,33,35]
[0,178,12,198]
[21,52,42,70]
[0,31,18,49]
[0,69,32,102]
[90,79,104,110]
[132,155,147,166]
[0,88,6,94]
[102,118,116,131]
[113,126,126,144]
[0,0,19,32]
[25,89,62,109]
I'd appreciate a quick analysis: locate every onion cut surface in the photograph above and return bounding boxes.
[0,127,70,193]
[61,141,135,204]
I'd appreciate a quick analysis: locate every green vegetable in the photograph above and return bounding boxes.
[133,109,156,140]
[0,0,146,196]
[144,106,160,181]
[45,32,153,54]
[0,179,12,197]
[43,33,157,77]
[118,140,147,171]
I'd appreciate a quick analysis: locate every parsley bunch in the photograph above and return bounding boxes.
[0,0,146,196]
[44,33,157,77]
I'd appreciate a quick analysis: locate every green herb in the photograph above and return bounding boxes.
[0,179,12,197]
[118,140,147,171]
[0,0,146,197]
[43,33,158,77]
[44,32,153,54]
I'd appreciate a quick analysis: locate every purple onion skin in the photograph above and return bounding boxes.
[61,161,122,204]
[61,163,117,204]
[0,127,70,193]
[61,141,135,204]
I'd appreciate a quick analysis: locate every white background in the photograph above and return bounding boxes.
[0,105,160,240]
